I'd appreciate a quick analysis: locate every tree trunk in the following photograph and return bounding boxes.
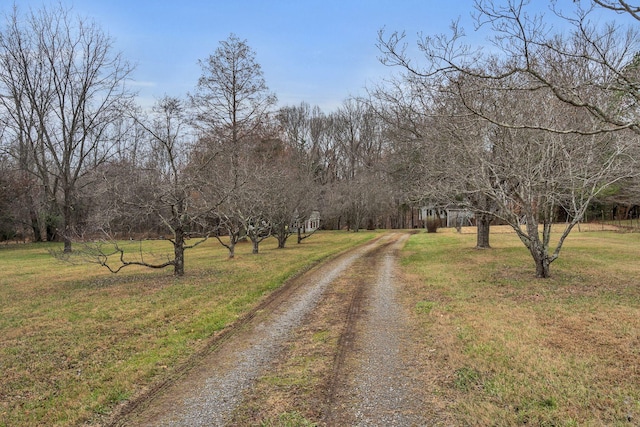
[524,220,551,278]
[173,228,185,276]
[61,187,75,253]
[367,217,375,230]
[411,207,415,229]
[30,208,42,242]
[535,259,550,278]
[531,248,551,278]
[228,240,235,258]
[63,203,72,253]
[273,223,288,249]
[252,239,259,254]
[425,217,439,233]
[475,213,491,249]
[46,219,57,242]
[63,237,72,253]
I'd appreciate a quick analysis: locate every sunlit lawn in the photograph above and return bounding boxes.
[401,225,640,426]
[0,231,379,427]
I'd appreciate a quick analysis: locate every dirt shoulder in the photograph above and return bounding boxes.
[111,232,442,426]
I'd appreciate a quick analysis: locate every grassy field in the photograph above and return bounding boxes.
[0,231,380,427]
[3,226,639,426]
[401,225,640,426]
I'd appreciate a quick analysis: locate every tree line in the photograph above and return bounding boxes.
[1,1,639,277]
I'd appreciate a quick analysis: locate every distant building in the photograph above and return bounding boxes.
[419,205,474,228]
[305,210,321,231]
[291,210,321,233]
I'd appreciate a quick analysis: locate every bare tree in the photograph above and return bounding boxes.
[190,34,278,256]
[213,210,243,258]
[322,98,392,231]
[379,0,640,133]
[268,177,314,248]
[0,4,135,252]
[591,0,640,19]
[377,0,639,277]
[369,73,499,244]
[368,79,432,230]
[278,102,329,182]
[190,33,277,147]
[0,152,19,241]
[478,107,633,277]
[82,97,218,276]
[238,175,272,254]
[427,82,500,247]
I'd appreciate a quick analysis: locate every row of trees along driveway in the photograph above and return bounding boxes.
[1,1,640,277]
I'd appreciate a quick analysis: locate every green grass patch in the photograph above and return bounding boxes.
[312,330,331,343]
[0,231,379,426]
[401,226,640,425]
[454,366,482,392]
[260,411,317,427]
[415,300,435,314]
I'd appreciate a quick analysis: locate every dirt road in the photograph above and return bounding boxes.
[111,232,432,426]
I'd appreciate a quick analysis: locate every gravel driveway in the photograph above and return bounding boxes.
[342,233,426,425]
[112,232,428,426]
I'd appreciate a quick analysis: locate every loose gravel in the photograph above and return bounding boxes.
[346,233,427,426]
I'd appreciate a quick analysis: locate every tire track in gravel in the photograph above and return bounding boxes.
[322,232,428,426]
[111,234,396,427]
[322,238,394,420]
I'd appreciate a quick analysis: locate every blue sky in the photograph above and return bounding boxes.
[1,0,482,110]
[2,1,635,111]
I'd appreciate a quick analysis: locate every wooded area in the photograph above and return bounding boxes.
[1,1,639,277]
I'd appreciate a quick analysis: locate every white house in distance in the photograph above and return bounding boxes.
[419,205,474,228]
[290,210,321,233]
[304,210,321,231]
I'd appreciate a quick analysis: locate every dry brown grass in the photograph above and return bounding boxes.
[400,226,640,426]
